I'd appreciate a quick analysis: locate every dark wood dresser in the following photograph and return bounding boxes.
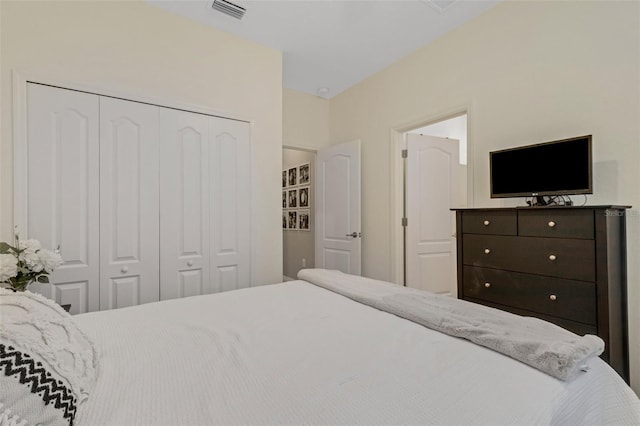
[453,206,630,382]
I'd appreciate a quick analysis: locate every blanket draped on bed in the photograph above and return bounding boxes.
[298,269,604,381]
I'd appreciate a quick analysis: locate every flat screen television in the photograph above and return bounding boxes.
[490,135,592,199]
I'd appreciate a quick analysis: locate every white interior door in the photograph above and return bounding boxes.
[24,83,100,314]
[159,108,211,300]
[159,109,251,299]
[315,140,361,275]
[406,134,460,295]
[99,97,160,310]
[208,117,251,293]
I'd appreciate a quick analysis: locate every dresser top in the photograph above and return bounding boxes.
[452,205,631,211]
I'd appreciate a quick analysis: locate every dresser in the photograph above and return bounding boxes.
[453,206,630,382]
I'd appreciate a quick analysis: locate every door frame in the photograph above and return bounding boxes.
[388,105,474,285]
[11,70,257,294]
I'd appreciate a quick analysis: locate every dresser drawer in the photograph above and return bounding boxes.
[462,210,516,235]
[462,234,518,268]
[462,234,595,282]
[519,209,594,239]
[463,266,596,325]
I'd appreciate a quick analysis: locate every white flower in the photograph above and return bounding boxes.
[20,247,43,272]
[37,249,63,274]
[0,253,18,282]
[19,239,42,251]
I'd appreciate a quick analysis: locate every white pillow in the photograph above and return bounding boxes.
[0,289,98,426]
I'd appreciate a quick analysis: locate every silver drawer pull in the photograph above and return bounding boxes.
[484,282,491,288]
[549,294,557,301]
[484,248,491,254]
[549,254,557,261]
[483,220,490,226]
[548,221,556,228]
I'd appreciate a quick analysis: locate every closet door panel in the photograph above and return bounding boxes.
[209,118,251,292]
[99,97,160,310]
[160,108,211,300]
[25,84,99,313]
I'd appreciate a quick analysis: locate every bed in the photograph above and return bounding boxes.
[2,269,639,425]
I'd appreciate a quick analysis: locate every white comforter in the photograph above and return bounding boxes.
[75,279,640,425]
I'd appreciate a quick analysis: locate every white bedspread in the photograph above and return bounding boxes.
[74,280,640,425]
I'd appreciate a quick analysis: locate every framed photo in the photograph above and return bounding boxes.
[282,170,287,188]
[298,210,310,231]
[288,189,298,208]
[299,186,309,208]
[299,163,310,185]
[282,211,288,229]
[288,211,298,229]
[288,167,297,187]
[282,191,287,209]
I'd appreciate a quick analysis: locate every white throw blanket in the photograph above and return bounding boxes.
[298,269,604,381]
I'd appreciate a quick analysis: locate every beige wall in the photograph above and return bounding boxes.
[283,88,331,150]
[329,1,640,392]
[0,0,283,284]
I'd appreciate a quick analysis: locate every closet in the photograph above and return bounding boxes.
[21,83,251,314]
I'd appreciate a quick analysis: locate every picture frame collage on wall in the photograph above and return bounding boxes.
[282,163,310,231]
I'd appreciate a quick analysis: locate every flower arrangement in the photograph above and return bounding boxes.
[0,227,63,292]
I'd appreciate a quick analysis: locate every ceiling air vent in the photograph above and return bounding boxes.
[212,0,246,20]
[422,0,458,14]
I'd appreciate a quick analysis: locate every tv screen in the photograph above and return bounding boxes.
[490,135,592,198]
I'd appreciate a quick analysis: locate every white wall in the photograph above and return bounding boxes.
[329,1,640,393]
[0,0,283,285]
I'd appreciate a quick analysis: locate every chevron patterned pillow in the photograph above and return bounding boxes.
[0,289,98,426]
[0,343,77,425]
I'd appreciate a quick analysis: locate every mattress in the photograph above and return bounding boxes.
[73,278,640,425]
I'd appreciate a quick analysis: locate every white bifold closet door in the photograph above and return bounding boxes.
[159,109,251,300]
[99,97,160,310]
[23,83,251,312]
[25,84,100,313]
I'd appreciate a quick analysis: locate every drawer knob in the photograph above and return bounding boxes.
[187,260,194,267]
[483,220,490,226]
[484,248,491,254]
[548,221,556,228]
[484,282,491,288]
[549,294,557,301]
[549,254,557,261]
[121,266,128,274]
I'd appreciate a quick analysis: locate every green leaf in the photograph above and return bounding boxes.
[0,242,16,254]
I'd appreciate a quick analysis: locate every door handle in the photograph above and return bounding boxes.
[345,232,360,238]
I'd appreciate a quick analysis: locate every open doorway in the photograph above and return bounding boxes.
[390,113,470,295]
[282,147,316,281]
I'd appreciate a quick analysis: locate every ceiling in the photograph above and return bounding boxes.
[147,0,501,98]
